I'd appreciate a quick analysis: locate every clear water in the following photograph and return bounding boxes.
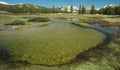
[0,19,104,61]
[92,23,119,37]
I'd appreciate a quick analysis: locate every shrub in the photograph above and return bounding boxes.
[5,20,25,25]
[28,17,50,22]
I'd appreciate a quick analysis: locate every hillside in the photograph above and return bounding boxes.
[0,3,63,13]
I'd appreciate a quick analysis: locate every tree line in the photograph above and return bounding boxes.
[0,3,120,15]
[0,4,63,14]
[98,6,120,15]
[78,5,120,15]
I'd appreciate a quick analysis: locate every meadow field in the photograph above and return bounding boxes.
[0,14,120,70]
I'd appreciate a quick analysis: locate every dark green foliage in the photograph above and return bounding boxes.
[28,17,50,22]
[0,47,10,61]
[98,5,120,15]
[90,5,96,14]
[114,6,120,15]
[81,6,86,14]
[104,7,115,15]
[5,20,25,25]
[71,5,73,13]
[78,5,82,15]
[98,8,105,14]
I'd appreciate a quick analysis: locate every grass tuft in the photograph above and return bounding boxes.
[28,17,50,22]
[5,20,25,25]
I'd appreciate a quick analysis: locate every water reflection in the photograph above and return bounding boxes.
[92,23,119,36]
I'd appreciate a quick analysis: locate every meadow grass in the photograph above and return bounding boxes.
[0,16,51,29]
[28,17,50,22]
[0,18,105,65]
[42,14,120,27]
[2,14,119,27]
[5,20,25,25]
[71,22,91,27]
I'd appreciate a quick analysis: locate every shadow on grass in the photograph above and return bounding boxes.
[0,47,10,62]
[71,43,113,64]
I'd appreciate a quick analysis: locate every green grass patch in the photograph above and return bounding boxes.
[28,17,50,22]
[72,22,91,27]
[0,16,51,29]
[5,20,25,25]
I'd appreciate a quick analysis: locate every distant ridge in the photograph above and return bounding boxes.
[0,3,63,13]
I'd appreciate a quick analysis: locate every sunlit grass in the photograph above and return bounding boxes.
[43,14,120,27]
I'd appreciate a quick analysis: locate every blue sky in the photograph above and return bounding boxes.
[0,0,120,8]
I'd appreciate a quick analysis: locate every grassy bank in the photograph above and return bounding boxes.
[41,14,120,27]
[1,14,119,27]
[0,16,51,29]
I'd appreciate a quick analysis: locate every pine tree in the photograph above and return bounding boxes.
[90,5,96,14]
[71,4,73,13]
[114,6,120,15]
[105,7,115,15]
[108,7,115,15]
[98,8,105,14]
[52,5,55,13]
[81,6,86,14]
[78,5,82,15]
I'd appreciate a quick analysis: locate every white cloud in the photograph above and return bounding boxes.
[0,1,9,5]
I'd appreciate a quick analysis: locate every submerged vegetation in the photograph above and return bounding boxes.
[73,29,120,70]
[0,17,105,65]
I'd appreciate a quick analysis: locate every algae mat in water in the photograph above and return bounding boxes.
[0,19,105,65]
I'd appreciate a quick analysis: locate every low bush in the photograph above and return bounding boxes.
[28,17,50,22]
[5,20,25,25]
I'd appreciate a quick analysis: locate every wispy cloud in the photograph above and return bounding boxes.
[0,1,9,5]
